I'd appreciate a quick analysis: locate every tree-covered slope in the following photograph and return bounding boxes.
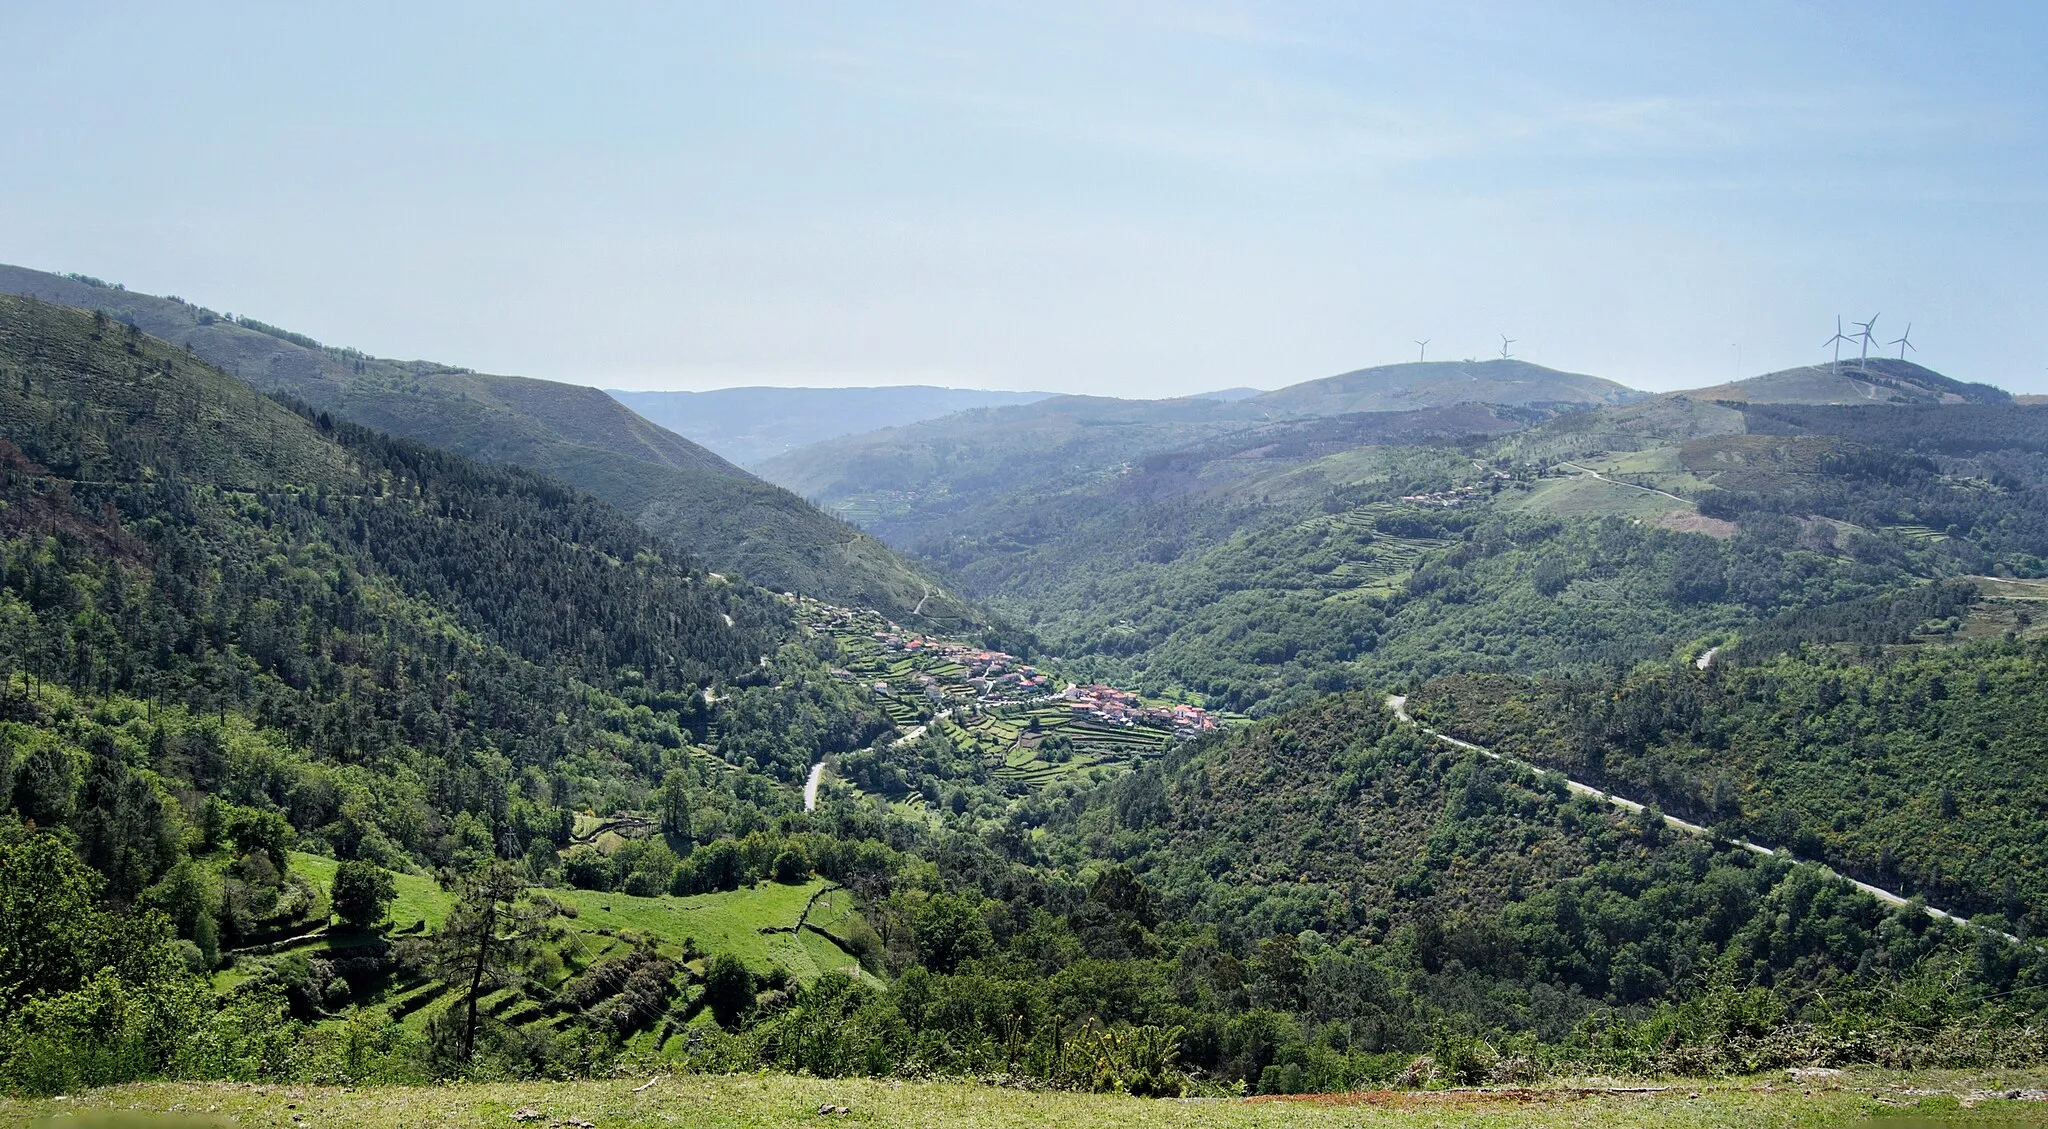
[996,393,2048,713]
[934,449,1905,713]
[0,265,974,627]
[1027,692,2048,1082]
[1409,616,2048,931]
[0,295,919,1087]
[0,292,890,857]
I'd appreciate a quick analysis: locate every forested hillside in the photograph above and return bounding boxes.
[0,296,899,1085]
[0,265,975,627]
[885,382,2048,715]
[1020,693,2048,1087]
[1409,611,2048,930]
[3,293,2045,1102]
[640,693,2048,1096]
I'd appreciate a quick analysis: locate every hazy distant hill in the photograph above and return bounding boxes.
[610,385,1049,468]
[1248,358,1643,416]
[0,264,976,626]
[761,358,1639,541]
[1676,358,2009,406]
[757,393,1248,533]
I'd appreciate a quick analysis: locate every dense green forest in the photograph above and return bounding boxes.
[0,265,979,628]
[694,694,2048,1094]
[1409,617,2048,930]
[917,432,1920,714]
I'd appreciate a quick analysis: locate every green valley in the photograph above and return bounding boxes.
[6,291,2048,1113]
[16,8,2048,1122]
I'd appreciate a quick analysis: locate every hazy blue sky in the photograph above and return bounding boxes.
[5,3,2045,395]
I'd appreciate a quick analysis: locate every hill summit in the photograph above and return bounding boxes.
[1676,357,2009,406]
[1247,358,1644,416]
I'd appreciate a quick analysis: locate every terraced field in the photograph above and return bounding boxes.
[1306,505,1453,596]
[1972,576,2048,600]
[289,852,452,932]
[1887,523,1950,543]
[240,857,869,1060]
[981,708,1172,787]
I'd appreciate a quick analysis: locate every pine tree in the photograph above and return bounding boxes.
[428,861,560,1066]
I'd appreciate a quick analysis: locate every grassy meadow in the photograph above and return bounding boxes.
[279,853,859,983]
[8,1070,2048,1128]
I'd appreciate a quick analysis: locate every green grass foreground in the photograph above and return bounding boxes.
[7,1072,2048,1129]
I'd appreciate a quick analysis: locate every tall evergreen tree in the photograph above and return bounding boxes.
[428,862,560,1066]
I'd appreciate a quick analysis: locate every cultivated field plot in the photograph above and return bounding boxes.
[288,852,451,932]
[1304,505,1453,597]
[1945,576,2048,641]
[1972,576,2048,601]
[235,859,868,1061]
[971,706,1171,788]
[1888,523,1951,543]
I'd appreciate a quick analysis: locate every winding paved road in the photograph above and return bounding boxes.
[1385,694,2017,942]
[803,762,826,812]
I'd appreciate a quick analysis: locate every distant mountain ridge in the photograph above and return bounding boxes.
[610,384,1051,468]
[0,263,976,626]
[759,357,1644,533]
[1675,357,2008,406]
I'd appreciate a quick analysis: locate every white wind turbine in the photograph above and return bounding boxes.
[1888,323,1915,360]
[1851,313,1881,372]
[1824,317,1855,375]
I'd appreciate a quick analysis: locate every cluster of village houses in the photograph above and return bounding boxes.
[867,631,1218,737]
[1056,682,1219,737]
[1399,471,1510,508]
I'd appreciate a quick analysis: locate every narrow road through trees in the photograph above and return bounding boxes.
[1385,694,2018,942]
[803,762,826,812]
